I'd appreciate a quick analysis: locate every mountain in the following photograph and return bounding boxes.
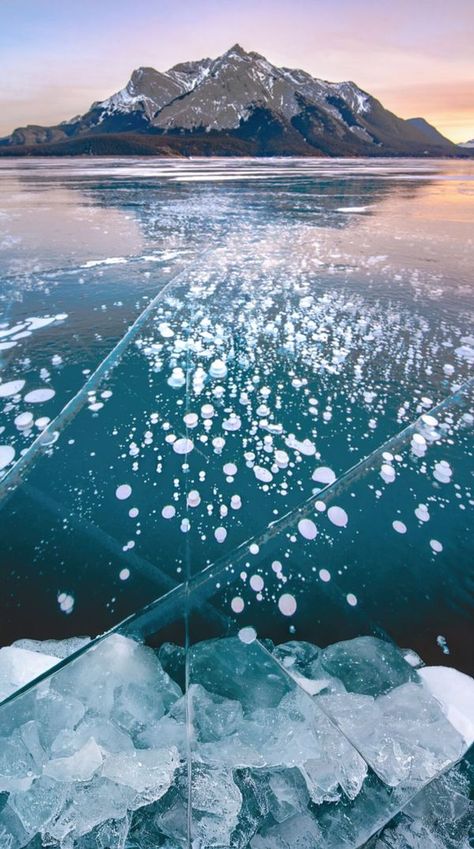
[458,138,474,148]
[405,117,454,146]
[0,44,463,158]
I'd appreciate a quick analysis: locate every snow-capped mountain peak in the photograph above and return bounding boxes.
[87,46,373,134]
[1,45,458,157]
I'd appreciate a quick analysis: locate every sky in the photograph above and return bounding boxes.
[1,0,473,142]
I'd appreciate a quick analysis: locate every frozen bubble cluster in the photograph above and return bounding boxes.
[121,216,474,580]
[0,633,471,849]
[0,312,70,461]
[0,160,473,848]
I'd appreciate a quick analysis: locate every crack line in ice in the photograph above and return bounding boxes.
[11,375,465,705]
[182,289,195,849]
[110,377,474,647]
[1,370,471,715]
[187,377,474,594]
[0,247,217,506]
[242,636,468,849]
[0,374,471,845]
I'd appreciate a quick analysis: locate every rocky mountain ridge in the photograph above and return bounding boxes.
[0,44,465,157]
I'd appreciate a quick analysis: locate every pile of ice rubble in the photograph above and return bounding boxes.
[0,633,472,849]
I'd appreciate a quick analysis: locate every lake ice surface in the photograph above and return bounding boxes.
[0,158,473,846]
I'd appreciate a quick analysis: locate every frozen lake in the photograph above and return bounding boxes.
[0,157,473,668]
[0,157,473,848]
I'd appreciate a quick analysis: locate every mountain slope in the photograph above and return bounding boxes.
[0,45,462,157]
[406,118,454,146]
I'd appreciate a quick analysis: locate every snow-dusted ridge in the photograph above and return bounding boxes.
[92,43,373,134]
[1,43,458,156]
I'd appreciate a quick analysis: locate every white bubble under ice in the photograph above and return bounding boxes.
[209,359,227,378]
[0,380,25,398]
[327,506,348,528]
[380,464,396,483]
[0,445,15,471]
[238,626,257,644]
[214,527,227,543]
[187,490,201,508]
[254,466,273,483]
[297,518,317,540]
[278,594,297,616]
[173,438,194,455]
[312,467,336,485]
[24,388,56,404]
[250,575,264,592]
[14,412,33,430]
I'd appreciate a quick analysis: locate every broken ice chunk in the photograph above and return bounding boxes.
[196,732,266,770]
[8,776,67,839]
[0,646,59,703]
[320,636,417,696]
[319,680,465,786]
[13,637,91,660]
[251,811,322,849]
[136,713,187,753]
[230,769,273,847]
[19,720,47,770]
[110,680,172,738]
[273,641,343,696]
[0,803,30,849]
[46,777,135,844]
[272,641,320,676]
[281,689,367,803]
[35,689,86,750]
[0,729,39,792]
[187,683,244,742]
[232,767,312,841]
[155,763,243,848]
[266,768,311,823]
[158,642,186,691]
[189,637,292,711]
[101,746,180,806]
[189,641,367,805]
[191,763,243,845]
[51,716,134,757]
[51,634,181,717]
[365,757,473,849]
[3,630,468,849]
[44,737,103,782]
[79,816,131,849]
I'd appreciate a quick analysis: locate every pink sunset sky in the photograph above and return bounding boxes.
[1,0,473,142]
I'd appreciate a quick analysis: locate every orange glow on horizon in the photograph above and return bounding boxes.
[0,0,472,142]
